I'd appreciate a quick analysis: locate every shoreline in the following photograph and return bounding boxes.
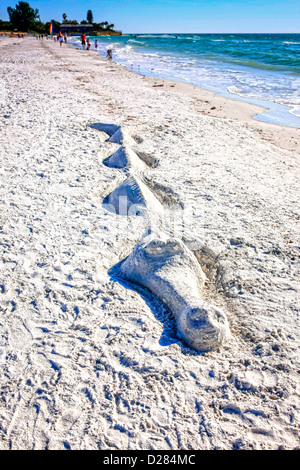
[0,36,299,450]
[67,33,300,132]
[65,35,299,152]
[118,62,300,131]
[142,74,300,152]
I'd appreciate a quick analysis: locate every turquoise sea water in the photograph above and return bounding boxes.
[70,33,300,127]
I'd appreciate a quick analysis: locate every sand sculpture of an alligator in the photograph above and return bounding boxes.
[93,123,230,351]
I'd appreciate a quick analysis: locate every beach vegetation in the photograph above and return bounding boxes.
[7,1,39,31]
[2,1,118,34]
[93,21,116,32]
[0,20,13,31]
[62,19,79,25]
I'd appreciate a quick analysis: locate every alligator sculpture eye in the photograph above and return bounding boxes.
[145,242,165,255]
[167,241,180,252]
[144,239,182,256]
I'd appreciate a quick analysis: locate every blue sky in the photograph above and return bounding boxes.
[1,0,300,33]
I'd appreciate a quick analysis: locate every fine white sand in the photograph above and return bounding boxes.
[0,36,299,450]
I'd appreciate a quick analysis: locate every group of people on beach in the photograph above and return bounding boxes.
[2,31,113,59]
[80,33,95,52]
[80,32,112,58]
[80,33,91,50]
[48,31,113,59]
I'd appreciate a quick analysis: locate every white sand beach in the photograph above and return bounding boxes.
[0,35,299,450]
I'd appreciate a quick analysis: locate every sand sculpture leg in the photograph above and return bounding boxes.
[120,234,230,351]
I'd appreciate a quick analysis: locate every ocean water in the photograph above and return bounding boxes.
[69,33,300,128]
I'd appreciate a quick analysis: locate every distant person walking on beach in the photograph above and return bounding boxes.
[64,33,67,43]
[106,48,113,60]
[87,39,91,50]
[58,33,63,47]
[94,39,98,50]
[81,33,86,49]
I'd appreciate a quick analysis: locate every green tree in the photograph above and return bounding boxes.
[34,20,46,34]
[87,10,93,23]
[0,20,13,31]
[7,1,39,31]
[62,13,67,23]
[92,22,104,31]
